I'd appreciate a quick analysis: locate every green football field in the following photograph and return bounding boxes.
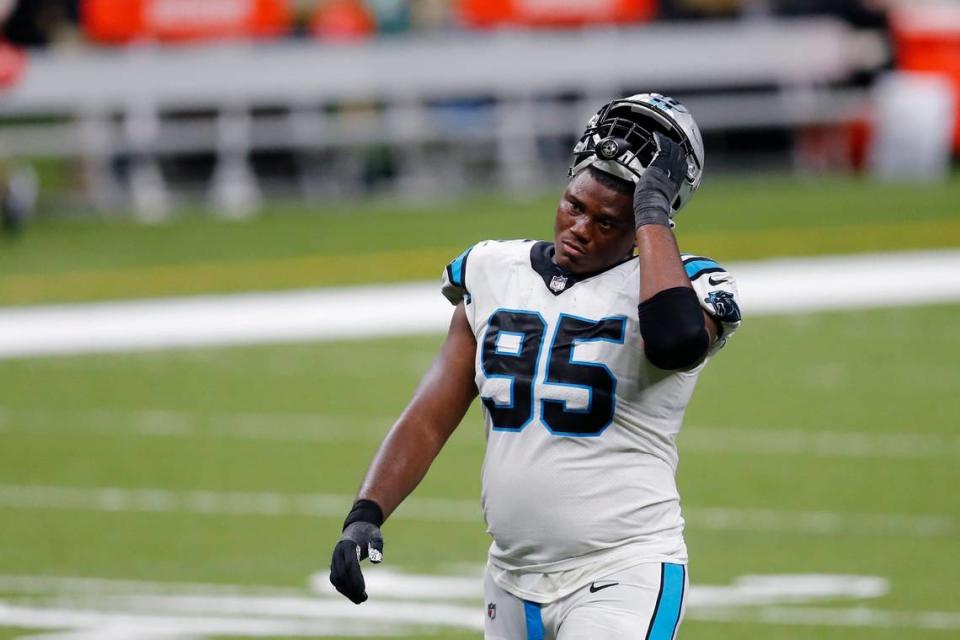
[1,177,959,638]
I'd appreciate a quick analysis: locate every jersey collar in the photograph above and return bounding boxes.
[529,241,634,296]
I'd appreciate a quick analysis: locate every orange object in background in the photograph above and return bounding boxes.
[459,0,656,29]
[310,0,376,41]
[893,5,960,151]
[82,0,292,44]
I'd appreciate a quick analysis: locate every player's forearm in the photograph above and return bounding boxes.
[635,225,708,369]
[633,152,708,369]
[634,224,690,302]
[352,303,477,520]
[355,413,452,520]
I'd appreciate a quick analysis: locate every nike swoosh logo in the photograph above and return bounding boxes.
[708,275,729,286]
[589,581,619,593]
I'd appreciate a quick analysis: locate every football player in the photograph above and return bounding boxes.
[329,94,741,640]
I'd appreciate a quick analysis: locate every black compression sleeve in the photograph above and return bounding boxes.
[343,499,384,530]
[638,287,709,370]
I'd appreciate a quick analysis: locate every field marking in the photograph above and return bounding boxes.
[0,406,395,443]
[1,250,959,359]
[680,426,960,460]
[689,605,960,631]
[3,405,958,460]
[0,485,953,537]
[0,603,417,638]
[0,574,305,598]
[685,507,955,537]
[0,485,478,522]
[3,570,960,637]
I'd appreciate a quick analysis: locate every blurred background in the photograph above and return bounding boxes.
[0,1,959,639]
[0,0,957,223]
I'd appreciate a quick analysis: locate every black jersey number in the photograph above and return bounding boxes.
[480,310,626,436]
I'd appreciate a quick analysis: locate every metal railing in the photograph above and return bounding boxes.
[0,18,885,217]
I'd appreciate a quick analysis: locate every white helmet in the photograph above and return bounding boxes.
[569,93,705,213]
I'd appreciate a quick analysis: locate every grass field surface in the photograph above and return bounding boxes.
[1,176,959,638]
[0,304,957,638]
[2,177,960,305]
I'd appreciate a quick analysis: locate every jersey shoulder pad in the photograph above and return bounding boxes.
[440,240,530,305]
[681,253,742,352]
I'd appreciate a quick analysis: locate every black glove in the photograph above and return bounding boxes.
[329,499,384,604]
[633,132,688,229]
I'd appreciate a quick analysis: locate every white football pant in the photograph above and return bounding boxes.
[483,562,688,640]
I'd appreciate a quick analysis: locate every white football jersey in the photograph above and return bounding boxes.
[441,240,740,603]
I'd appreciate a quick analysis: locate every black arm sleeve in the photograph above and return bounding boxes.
[638,287,710,370]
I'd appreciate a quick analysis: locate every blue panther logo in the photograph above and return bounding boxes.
[705,291,741,323]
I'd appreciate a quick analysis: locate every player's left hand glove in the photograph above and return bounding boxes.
[633,132,688,229]
[329,499,384,604]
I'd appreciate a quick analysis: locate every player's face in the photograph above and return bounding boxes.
[553,171,635,274]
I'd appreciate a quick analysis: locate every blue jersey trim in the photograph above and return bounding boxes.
[646,563,686,640]
[447,246,472,289]
[683,259,719,280]
[523,601,544,640]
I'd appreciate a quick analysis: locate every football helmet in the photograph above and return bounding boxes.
[569,93,705,213]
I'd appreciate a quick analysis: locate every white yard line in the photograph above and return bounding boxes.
[685,507,955,537]
[0,282,453,359]
[1,250,959,359]
[3,571,960,636]
[680,426,960,460]
[0,575,304,598]
[689,606,960,631]
[0,485,480,522]
[0,406,394,443]
[0,485,952,537]
[3,405,957,460]
[0,604,423,637]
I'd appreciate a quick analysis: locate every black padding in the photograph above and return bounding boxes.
[638,287,709,370]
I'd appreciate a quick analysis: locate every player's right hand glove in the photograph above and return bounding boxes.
[329,499,384,604]
[633,132,688,229]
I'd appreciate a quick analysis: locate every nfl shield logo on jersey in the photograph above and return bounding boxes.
[549,275,568,293]
[487,603,497,620]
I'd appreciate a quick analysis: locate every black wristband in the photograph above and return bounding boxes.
[633,167,677,229]
[343,499,384,531]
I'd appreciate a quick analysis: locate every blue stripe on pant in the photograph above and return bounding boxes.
[523,600,544,640]
[646,563,686,640]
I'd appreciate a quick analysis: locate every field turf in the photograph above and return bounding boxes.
[0,305,957,638]
[1,176,959,638]
[2,176,960,305]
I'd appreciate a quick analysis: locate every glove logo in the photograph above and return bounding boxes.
[705,290,742,323]
[487,603,497,620]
